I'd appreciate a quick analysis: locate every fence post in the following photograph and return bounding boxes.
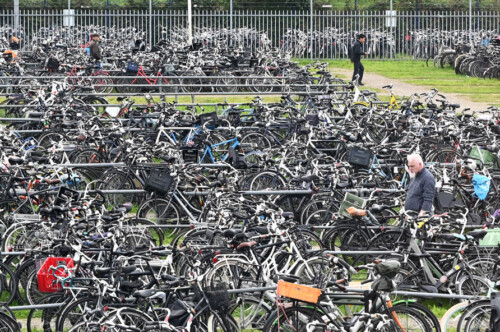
[149,0,152,48]
[14,0,19,35]
[310,0,313,60]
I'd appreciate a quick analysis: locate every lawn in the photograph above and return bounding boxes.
[301,59,500,106]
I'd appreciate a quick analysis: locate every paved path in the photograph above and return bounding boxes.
[330,68,495,112]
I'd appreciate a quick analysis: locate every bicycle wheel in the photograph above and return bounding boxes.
[389,306,433,332]
[249,171,287,191]
[207,312,240,332]
[367,229,410,251]
[15,258,36,304]
[429,149,461,163]
[262,306,329,332]
[440,301,470,332]
[322,224,370,265]
[98,308,154,330]
[90,72,114,94]
[295,256,334,284]
[67,320,101,332]
[206,259,260,290]
[27,292,66,332]
[364,114,388,144]
[25,269,44,305]
[136,197,181,240]
[228,296,272,330]
[456,274,492,298]
[81,96,109,115]
[37,132,68,151]
[455,300,490,332]
[0,261,17,306]
[240,132,272,151]
[304,208,336,227]
[394,302,441,332]
[55,297,98,332]
[100,170,144,206]
[0,311,20,332]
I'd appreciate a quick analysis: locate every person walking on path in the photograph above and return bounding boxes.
[351,34,369,86]
[89,33,102,64]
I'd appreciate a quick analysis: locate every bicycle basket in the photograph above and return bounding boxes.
[277,280,321,304]
[338,193,366,218]
[144,169,174,194]
[37,257,74,292]
[306,113,320,126]
[205,283,231,311]
[126,62,139,73]
[46,57,60,70]
[54,186,80,206]
[347,147,372,168]
[199,112,218,128]
[182,148,199,163]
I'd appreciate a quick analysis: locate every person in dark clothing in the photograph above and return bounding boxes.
[404,154,436,216]
[351,34,368,86]
[89,34,101,62]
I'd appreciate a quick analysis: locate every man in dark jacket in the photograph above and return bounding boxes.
[404,154,436,216]
[351,34,368,85]
[89,34,101,62]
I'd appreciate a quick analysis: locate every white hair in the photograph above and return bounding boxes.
[407,154,423,165]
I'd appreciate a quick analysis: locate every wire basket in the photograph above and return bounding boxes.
[144,169,174,194]
[205,283,231,311]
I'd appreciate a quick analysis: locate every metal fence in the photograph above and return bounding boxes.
[1,9,499,59]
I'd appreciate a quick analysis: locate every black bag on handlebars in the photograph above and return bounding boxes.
[144,168,174,194]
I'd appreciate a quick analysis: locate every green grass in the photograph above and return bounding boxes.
[294,58,500,106]
[326,59,500,106]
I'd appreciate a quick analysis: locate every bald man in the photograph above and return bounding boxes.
[404,154,436,216]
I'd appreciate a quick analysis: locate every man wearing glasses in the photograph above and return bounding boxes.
[405,154,436,217]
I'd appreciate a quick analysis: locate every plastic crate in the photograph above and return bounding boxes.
[37,257,74,292]
[339,193,366,218]
[348,147,373,168]
[277,280,321,304]
[479,229,500,247]
[182,149,199,163]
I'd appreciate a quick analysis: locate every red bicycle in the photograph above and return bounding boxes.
[61,64,114,94]
[116,64,178,94]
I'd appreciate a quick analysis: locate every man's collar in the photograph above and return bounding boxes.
[416,168,426,177]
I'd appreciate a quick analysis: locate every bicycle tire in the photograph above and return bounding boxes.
[394,301,441,332]
[207,311,240,332]
[389,305,433,332]
[136,197,181,240]
[228,296,272,330]
[262,306,332,332]
[55,297,98,332]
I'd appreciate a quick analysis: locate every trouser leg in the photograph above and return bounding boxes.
[352,62,362,83]
[358,62,364,83]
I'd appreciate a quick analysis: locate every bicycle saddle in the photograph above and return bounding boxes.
[132,289,160,299]
[346,207,366,217]
[236,241,257,251]
[274,274,300,283]
[291,175,317,183]
[369,204,391,213]
[467,229,488,239]
[8,157,23,165]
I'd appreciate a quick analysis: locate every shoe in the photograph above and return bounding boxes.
[359,83,365,86]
